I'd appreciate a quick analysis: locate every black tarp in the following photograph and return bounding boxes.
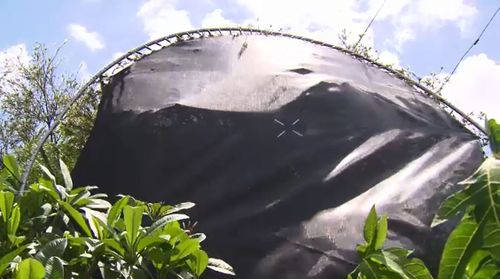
[73,34,483,278]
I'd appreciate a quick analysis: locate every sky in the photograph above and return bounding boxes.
[1,0,499,123]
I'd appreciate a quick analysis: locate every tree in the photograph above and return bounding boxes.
[0,43,99,177]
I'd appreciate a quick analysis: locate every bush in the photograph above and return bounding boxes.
[0,157,233,278]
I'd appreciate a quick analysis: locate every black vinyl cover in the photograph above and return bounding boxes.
[73,35,483,278]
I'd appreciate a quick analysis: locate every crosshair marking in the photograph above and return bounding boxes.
[274,118,303,138]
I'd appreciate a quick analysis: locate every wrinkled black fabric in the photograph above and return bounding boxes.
[73,35,483,278]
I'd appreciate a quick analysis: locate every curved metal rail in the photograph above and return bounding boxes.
[19,27,489,191]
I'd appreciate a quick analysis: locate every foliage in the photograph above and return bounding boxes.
[487,119,500,159]
[0,155,234,278]
[348,206,433,279]
[0,43,100,178]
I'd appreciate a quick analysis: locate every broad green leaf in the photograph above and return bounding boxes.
[59,201,92,237]
[44,256,64,279]
[482,218,500,260]
[103,238,125,257]
[8,205,20,235]
[434,158,500,225]
[466,250,492,278]
[364,206,378,245]
[35,239,67,265]
[172,239,200,261]
[3,155,20,181]
[107,196,129,228]
[58,160,72,190]
[0,245,28,276]
[401,258,433,279]
[15,258,45,279]
[369,251,408,278]
[136,236,170,253]
[207,258,235,275]
[187,250,209,277]
[0,191,14,223]
[145,213,189,236]
[487,119,500,159]
[470,264,499,279]
[438,210,490,279]
[123,205,143,246]
[374,215,387,250]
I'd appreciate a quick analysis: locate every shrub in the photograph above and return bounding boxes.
[0,157,233,278]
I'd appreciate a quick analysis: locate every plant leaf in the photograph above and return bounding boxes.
[172,239,199,261]
[123,205,143,246]
[364,206,378,245]
[187,249,208,277]
[8,205,21,236]
[207,258,235,276]
[438,210,490,279]
[470,263,499,279]
[0,245,28,276]
[3,155,20,181]
[44,256,65,279]
[35,238,67,265]
[466,250,492,277]
[145,213,189,236]
[374,215,387,250]
[434,158,500,225]
[58,159,72,190]
[164,202,195,215]
[487,118,500,159]
[0,191,14,223]
[482,218,500,260]
[59,201,92,237]
[107,196,129,228]
[15,258,45,279]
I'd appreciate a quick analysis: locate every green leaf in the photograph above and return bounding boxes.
[438,210,490,279]
[58,159,72,190]
[487,118,500,159]
[164,202,195,215]
[59,201,92,237]
[207,258,235,276]
[172,239,200,261]
[103,238,125,257]
[466,250,492,277]
[187,249,208,277]
[470,263,499,279]
[107,196,129,228]
[364,206,378,245]
[123,205,143,246]
[369,251,408,278]
[0,245,28,276]
[44,256,65,279]
[35,239,67,265]
[15,258,45,279]
[3,155,20,181]
[402,258,434,279]
[374,215,387,250]
[0,191,14,223]
[8,205,20,235]
[482,218,500,260]
[136,236,170,253]
[433,158,500,225]
[145,213,189,236]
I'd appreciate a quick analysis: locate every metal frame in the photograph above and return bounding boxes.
[19,27,489,191]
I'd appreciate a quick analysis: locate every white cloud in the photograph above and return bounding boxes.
[0,43,30,91]
[384,0,477,51]
[442,54,500,122]
[137,0,193,40]
[201,9,237,28]
[378,50,401,69]
[68,24,105,51]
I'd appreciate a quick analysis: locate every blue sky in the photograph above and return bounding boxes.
[1,0,499,121]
